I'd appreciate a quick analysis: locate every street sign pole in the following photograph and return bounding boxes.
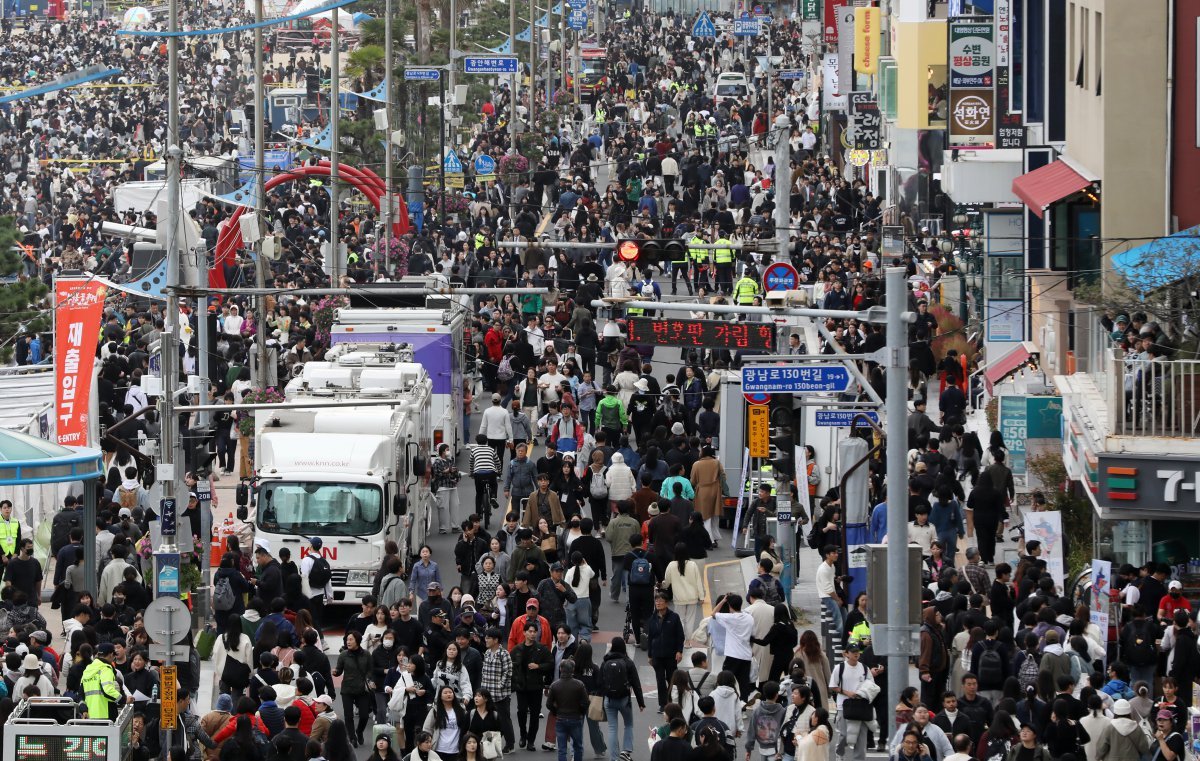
[883,266,913,719]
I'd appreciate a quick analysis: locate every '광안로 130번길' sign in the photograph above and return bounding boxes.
[741,364,854,394]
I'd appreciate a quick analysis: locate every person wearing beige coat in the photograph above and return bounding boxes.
[689,447,725,543]
[661,549,706,642]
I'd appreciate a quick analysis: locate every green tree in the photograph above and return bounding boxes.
[0,217,49,363]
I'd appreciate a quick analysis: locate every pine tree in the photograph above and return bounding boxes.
[0,216,50,363]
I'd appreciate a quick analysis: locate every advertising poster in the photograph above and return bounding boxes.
[1089,558,1111,663]
[999,395,1027,475]
[854,6,879,74]
[53,278,106,446]
[1026,511,1065,591]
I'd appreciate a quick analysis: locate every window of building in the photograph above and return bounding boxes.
[1077,8,1089,88]
[1094,12,1102,95]
[1068,3,1076,85]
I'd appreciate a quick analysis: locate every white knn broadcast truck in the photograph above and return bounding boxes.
[253,346,434,604]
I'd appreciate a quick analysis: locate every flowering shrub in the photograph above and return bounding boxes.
[385,236,411,278]
[498,153,529,176]
[236,387,286,438]
[429,190,471,215]
[312,295,349,345]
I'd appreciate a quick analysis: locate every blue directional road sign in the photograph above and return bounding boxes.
[692,11,716,37]
[733,12,761,36]
[567,8,587,30]
[741,364,854,394]
[568,0,586,7]
[443,149,463,173]
[404,67,441,81]
[778,69,806,81]
[463,55,519,74]
[474,154,496,174]
[814,410,881,427]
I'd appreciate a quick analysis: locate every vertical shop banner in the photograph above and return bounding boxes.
[998,395,1027,474]
[948,17,996,148]
[1025,511,1065,592]
[822,53,847,111]
[995,67,1026,148]
[996,0,1011,66]
[837,6,856,90]
[54,278,106,446]
[802,0,818,21]
[854,6,879,74]
[1089,558,1112,662]
[850,92,882,149]
[823,0,839,44]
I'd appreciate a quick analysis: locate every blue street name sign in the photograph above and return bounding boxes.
[741,364,854,394]
[474,155,496,174]
[404,68,441,81]
[463,56,519,74]
[778,69,806,80]
[568,0,586,7]
[692,10,716,37]
[734,12,761,36]
[814,410,881,427]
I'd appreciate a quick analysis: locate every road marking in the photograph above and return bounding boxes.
[701,558,742,617]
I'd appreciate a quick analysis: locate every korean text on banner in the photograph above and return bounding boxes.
[54,279,106,446]
[854,6,879,74]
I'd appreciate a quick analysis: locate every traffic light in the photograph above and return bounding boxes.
[768,396,796,481]
[615,238,687,270]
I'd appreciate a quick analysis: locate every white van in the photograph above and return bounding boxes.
[713,72,750,105]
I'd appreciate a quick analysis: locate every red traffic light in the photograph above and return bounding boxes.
[617,240,640,263]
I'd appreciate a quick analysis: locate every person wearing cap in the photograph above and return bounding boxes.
[480,392,515,466]
[1159,579,1192,624]
[81,642,122,720]
[1095,698,1151,760]
[1151,707,1186,761]
[507,597,552,652]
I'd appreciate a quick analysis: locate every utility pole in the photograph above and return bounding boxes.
[883,266,912,720]
[329,18,341,283]
[384,0,394,271]
[509,0,518,133]
[449,0,457,104]
[254,0,267,381]
[773,122,790,249]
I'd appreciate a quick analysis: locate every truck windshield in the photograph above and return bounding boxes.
[257,482,383,536]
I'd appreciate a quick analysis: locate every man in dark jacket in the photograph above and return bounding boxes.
[269,705,308,761]
[546,660,589,760]
[254,544,283,604]
[454,521,489,592]
[1169,610,1200,706]
[646,593,685,711]
[510,622,553,750]
[534,562,577,630]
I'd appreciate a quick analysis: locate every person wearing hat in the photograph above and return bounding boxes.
[507,597,552,651]
[1151,707,1186,761]
[81,642,122,719]
[13,651,54,698]
[533,560,577,634]
[1159,579,1192,624]
[1095,699,1150,760]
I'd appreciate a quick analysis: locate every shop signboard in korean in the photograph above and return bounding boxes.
[850,92,881,150]
[949,19,995,88]
[949,88,995,148]
[1093,453,1200,513]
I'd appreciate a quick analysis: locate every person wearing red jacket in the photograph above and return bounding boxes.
[507,597,552,651]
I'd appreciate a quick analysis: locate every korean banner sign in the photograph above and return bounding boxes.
[54,278,106,446]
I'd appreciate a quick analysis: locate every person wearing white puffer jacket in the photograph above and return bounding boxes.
[604,453,637,507]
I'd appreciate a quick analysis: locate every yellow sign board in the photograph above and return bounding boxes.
[748,405,770,459]
[446,173,465,189]
[855,7,880,74]
[160,666,177,729]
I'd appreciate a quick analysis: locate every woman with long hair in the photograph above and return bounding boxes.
[475,556,502,612]
[1042,697,1090,758]
[572,642,608,759]
[977,708,1019,761]
[13,654,55,697]
[843,593,871,647]
[582,449,608,528]
[794,707,832,761]
[465,689,501,739]
[797,630,832,710]
[895,686,919,729]
[431,642,473,705]
[333,631,375,746]
[423,686,468,761]
[460,733,483,761]
[213,613,254,696]
[219,715,265,761]
[401,655,434,756]
[369,733,400,761]
[323,719,357,761]
[751,603,800,687]
[759,535,783,579]
[564,550,595,641]
[667,669,698,724]
[661,542,704,644]
[364,606,391,653]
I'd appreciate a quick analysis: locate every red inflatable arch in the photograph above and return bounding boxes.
[211,161,410,288]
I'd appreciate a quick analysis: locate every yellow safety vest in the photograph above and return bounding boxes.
[704,123,717,138]
[81,659,120,720]
[688,236,707,264]
[595,107,606,123]
[0,519,18,555]
[713,238,733,264]
[734,276,759,305]
[474,233,486,250]
[693,122,704,138]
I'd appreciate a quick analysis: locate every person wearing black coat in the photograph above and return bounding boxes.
[254,548,283,606]
[1168,610,1200,706]
[751,603,800,687]
[646,594,686,712]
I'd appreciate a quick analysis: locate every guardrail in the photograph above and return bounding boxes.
[1111,348,1200,437]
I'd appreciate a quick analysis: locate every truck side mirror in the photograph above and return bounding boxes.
[393,494,407,516]
[412,456,427,478]
[236,481,249,507]
[237,506,248,521]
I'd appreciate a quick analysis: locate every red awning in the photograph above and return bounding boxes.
[985,344,1033,395]
[1011,160,1091,218]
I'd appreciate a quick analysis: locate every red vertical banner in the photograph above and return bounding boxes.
[54,279,106,446]
[824,0,839,44]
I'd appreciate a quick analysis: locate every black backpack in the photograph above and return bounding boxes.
[601,657,630,699]
[1123,621,1157,666]
[977,640,1004,687]
[308,556,332,589]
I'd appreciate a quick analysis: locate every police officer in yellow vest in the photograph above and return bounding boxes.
[671,235,693,296]
[82,642,122,719]
[688,233,709,293]
[734,269,760,306]
[0,500,20,558]
[713,234,735,294]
